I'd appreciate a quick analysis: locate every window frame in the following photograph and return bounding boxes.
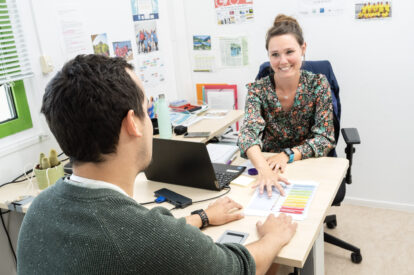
[0,79,32,138]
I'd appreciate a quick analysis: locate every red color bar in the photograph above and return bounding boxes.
[279,209,303,214]
[280,206,304,211]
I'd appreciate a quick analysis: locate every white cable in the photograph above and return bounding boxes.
[22,163,36,194]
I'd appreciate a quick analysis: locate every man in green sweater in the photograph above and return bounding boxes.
[17,54,297,274]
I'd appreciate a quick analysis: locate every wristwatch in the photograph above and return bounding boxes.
[191,209,209,229]
[283,148,295,163]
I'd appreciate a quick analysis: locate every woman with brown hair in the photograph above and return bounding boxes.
[238,14,335,197]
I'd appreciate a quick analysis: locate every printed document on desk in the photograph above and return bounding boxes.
[169,112,203,127]
[207,143,239,164]
[244,180,319,221]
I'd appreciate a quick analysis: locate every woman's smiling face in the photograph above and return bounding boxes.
[268,34,306,79]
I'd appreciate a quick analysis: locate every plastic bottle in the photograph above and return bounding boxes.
[156,94,172,139]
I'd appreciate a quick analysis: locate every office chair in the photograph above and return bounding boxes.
[256,61,363,264]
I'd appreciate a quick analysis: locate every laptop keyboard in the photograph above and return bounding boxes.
[215,172,236,188]
[213,163,246,189]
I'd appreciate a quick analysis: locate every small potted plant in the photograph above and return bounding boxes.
[33,149,64,190]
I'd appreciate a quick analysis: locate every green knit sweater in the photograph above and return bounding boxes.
[17,178,255,274]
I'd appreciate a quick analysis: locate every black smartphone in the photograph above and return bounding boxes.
[217,230,249,244]
[183,132,210,138]
[154,188,192,208]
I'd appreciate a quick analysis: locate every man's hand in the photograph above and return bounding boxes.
[256,213,297,247]
[253,167,290,197]
[204,197,244,226]
[266,153,289,173]
[245,213,297,275]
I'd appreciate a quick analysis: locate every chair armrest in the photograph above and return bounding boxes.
[341,128,361,145]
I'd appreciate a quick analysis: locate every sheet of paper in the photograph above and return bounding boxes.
[56,2,90,60]
[207,90,235,110]
[203,110,228,119]
[298,0,345,16]
[215,0,254,25]
[193,54,215,72]
[244,180,319,221]
[219,37,248,67]
[169,112,203,127]
[207,143,238,164]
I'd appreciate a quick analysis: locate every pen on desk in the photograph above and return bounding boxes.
[226,154,237,165]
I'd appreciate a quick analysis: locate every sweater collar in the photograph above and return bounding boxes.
[67,174,128,197]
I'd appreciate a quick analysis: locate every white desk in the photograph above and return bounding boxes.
[133,157,348,274]
[161,109,243,143]
[0,145,348,274]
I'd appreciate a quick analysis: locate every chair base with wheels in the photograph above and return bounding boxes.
[322,127,362,264]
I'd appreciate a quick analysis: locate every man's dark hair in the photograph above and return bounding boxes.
[41,54,145,163]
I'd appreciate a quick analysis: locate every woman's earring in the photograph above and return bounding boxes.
[302,55,305,61]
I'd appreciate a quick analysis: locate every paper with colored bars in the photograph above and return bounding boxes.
[244,180,318,221]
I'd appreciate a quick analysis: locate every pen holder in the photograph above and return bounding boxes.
[34,163,64,190]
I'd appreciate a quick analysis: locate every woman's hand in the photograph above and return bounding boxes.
[253,166,290,197]
[266,153,289,173]
[204,197,244,226]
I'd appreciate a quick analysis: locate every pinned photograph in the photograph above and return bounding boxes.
[91,33,109,56]
[230,43,241,56]
[134,20,159,54]
[193,35,211,50]
[355,1,392,19]
[113,41,133,61]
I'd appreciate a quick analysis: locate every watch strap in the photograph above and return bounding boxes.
[191,209,209,229]
[283,148,295,163]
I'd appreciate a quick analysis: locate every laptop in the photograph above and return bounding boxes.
[144,139,246,190]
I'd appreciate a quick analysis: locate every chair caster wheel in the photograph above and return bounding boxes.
[327,220,337,229]
[351,252,362,263]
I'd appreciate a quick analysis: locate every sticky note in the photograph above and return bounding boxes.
[231,175,255,187]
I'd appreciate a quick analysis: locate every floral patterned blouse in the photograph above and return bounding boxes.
[238,70,335,159]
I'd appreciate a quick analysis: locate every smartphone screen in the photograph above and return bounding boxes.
[217,230,249,244]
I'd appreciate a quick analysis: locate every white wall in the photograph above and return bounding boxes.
[1,0,413,273]
[173,0,414,210]
[0,0,179,184]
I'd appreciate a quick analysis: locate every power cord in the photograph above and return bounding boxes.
[0,210,17,265]
[191,186,231,204]
[140,201,156,205]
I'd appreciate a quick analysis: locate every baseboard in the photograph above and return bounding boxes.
[344,197,414,212]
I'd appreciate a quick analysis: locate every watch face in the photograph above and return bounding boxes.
[284,148,294,156]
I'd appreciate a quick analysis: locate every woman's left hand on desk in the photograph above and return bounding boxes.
[205,197,244,226]
[266,153,289,173]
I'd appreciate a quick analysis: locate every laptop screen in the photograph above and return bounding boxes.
[144,139,220,190]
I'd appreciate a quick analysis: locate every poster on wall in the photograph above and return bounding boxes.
[56,3,90,60]
[112,41,134,61]
[136,53,165,91]
[298,0,345,16]
[355,1,392,20]
[214,0,254,25]
[131,0,159,21]
[219,36,248,67]
[134,20,159,54]
[193,35,211,50]
[91,33,110,56]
